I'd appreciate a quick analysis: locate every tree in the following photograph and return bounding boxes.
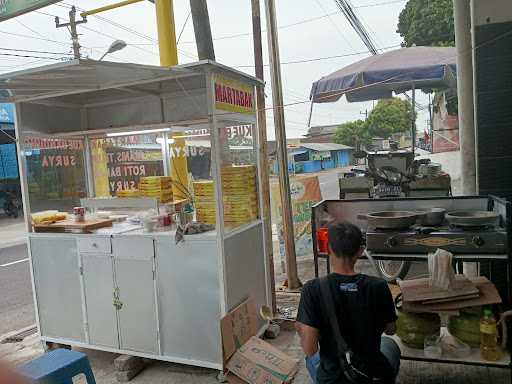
[397,0,455,47]
[366,98,414,139]
[333,120,370,149]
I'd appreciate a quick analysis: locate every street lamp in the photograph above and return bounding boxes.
[99,40,127,61]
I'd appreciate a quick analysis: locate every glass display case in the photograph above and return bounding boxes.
[7,60,270,370]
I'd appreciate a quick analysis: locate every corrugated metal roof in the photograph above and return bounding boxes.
[300,142,353,151]
[289,149,308,156]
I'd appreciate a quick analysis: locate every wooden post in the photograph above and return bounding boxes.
[264,0,301,289]
[251,0,277,311]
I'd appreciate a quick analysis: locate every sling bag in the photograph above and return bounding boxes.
[319,276,385,384]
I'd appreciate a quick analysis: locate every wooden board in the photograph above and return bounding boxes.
[422,293,480,304]
[33,218,113,233]
[398,275,479,303]
[403,277,502,313]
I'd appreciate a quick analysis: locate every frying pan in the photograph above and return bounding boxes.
[445,211,500,227]
[358,211,419,229]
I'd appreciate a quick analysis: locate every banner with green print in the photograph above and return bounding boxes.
[0,0,61,22]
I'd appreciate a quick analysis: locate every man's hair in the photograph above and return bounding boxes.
[328,221,363,258]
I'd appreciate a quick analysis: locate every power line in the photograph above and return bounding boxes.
[354,0,406,8]
[313,0,357,50]
[333,0,379,54]
[58,2,198,61]
[177,11,191,44]
[180,10,341,44]
[15,19,47,39]
[233,44,400,68]
[0,52,67,60]
[0,47,72,56]
[0,29,71,47]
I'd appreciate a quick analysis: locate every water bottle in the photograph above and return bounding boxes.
[480,308,499,361]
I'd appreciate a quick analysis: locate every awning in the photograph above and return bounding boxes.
[0,123,15,145]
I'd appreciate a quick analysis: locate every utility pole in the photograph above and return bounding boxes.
[453,0,476,195]
[428,94,434,152]
[56,6,87,59]
[155,0,178,66]
[190,0,215,60]
[264,0,301,290]
[251,0,277,311]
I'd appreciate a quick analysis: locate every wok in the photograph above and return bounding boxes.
[358,211,419,229]
[445,211,500,227]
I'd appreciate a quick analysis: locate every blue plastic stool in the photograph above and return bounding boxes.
[18,348,96,384]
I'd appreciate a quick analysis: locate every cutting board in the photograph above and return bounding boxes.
[33,218,113,233]
[402,277,501,313]
[398,275,479,303]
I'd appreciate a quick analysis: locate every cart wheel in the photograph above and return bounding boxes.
[376,260,411,282]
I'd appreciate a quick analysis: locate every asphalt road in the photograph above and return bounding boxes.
[0,243,35,336]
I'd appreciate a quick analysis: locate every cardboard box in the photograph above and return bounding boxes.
[221,297,299,384]
[227,337,299,384]
[221,297,258,363]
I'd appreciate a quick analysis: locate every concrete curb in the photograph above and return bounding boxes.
[0,324,37,343]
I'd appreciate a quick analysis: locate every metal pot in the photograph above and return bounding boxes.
[415,207,446,226]
[358,211,419,229]
[445,210,500,227]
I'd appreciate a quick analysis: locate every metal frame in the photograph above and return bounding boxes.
[311,195,512,374]
[11,60,270,369]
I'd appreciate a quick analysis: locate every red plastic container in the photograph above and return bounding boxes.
[316,228,329,253]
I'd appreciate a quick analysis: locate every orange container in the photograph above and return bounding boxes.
[316,228,329,253]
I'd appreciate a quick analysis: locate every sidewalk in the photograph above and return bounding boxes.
[0,217,27,249]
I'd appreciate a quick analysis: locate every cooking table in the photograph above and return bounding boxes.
[311,196,512,379]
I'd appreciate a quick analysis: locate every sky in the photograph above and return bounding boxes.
[0,0,431,139]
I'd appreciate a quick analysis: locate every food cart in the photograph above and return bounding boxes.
[2,59,271,370]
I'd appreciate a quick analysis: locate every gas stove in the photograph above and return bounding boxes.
[365,225,508,254]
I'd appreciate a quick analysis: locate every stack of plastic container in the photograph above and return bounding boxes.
[193,180,216,225]
[193,165,258,227]
[221,165,258,227]
[139,176,173,203]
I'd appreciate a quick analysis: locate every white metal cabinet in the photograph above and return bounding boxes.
[155,237,222,366]
[81,252,118,348]
[112,237,159,354]
[77,236,112,254]
[30,236,85,342]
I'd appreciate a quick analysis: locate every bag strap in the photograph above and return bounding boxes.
[319,276,351,359]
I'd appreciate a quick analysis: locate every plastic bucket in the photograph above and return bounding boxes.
[316,228,329,253]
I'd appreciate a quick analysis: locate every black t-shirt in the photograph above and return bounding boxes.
[297,273,398,384]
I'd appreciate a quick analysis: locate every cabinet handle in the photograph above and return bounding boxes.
[92,243,98,248]
[113,288,123,310]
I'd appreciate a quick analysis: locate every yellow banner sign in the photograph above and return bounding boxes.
[214,75,255,115]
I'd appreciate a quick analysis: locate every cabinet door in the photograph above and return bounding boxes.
[81,253,118,348]
[30,236,85,342]
[113,237,158,354]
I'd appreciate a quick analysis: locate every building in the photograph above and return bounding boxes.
[302,124,341,143]
[271,142,353,174]
[0,103,18,180]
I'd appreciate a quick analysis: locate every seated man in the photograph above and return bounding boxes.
[296,222,400,384]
